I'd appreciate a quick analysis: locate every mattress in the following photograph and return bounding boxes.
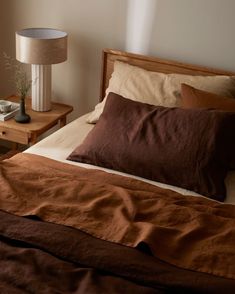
[25,113,235,205]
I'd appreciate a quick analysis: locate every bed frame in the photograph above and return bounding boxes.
[100,49,235,101]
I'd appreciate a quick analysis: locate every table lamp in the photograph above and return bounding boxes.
[16,28,68,111]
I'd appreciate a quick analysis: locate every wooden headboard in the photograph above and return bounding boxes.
[100,49,235,101]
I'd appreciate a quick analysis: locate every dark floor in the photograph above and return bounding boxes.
[0,145,20,161]
[0,145,10,155]
[0,143,26,155]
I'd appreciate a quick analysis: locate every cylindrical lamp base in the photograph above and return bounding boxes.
[32,64,51,111]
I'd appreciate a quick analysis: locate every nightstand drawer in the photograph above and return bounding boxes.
[0,127,29,144]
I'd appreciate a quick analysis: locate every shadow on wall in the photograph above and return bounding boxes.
[0,1,19,97]
[52,33,97,120]
[52,0,129,119]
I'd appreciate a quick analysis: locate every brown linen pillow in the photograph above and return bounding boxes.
[68,92,235,201]
[181,83,235,111]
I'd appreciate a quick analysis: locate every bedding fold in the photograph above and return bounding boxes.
[1,209,235,293]
[0,210,161,293]
[0,153,235,281]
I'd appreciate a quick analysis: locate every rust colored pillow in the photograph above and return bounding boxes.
[68,92,235,201]
[181,83,235,111]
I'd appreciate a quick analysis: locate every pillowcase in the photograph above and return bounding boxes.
[87,61,235,123]
[68,92,235,201]
[181,83,235,111]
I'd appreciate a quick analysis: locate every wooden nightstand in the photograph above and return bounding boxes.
[0,96,73,149]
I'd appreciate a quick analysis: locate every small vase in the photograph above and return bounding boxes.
[15,97,31,123]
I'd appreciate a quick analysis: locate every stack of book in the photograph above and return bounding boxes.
[0,102,20,121]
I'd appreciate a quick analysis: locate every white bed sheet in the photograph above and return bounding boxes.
[25,113,235,205]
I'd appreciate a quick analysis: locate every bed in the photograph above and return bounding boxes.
[1,49,235,293]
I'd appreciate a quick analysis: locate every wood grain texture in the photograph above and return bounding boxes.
[100,49,235,101]
[0,96,73,146]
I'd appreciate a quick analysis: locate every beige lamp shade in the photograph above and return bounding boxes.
[16,28,67,65]
[15,28,68,112]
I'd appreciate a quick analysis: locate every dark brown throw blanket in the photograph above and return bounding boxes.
[1,210,235,293]
[0,153,235,285]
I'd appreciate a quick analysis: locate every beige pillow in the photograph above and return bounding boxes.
[87,61,235,123]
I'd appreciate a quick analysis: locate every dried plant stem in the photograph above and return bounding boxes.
[3,52,31,99]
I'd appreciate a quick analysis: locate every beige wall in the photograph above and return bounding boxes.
[1,0,235,120]
[151,0,235,71]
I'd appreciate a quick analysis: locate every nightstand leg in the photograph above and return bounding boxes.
[60,117,66,128]
[30,133,38,146]
[12,142,18,150]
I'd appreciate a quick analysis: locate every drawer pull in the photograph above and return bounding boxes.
[0,131,6,136]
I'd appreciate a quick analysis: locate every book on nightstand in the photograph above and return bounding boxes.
[0,102,20,121]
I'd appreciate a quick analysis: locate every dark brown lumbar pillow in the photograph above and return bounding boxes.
[68,92,235,201]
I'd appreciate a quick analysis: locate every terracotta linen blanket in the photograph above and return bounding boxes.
[0,153,235,280]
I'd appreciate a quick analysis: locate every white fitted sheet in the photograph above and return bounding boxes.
[25,113,235,205]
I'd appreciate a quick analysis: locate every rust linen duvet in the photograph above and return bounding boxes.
[0,153,235,293]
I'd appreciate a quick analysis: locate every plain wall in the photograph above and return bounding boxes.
[151,0,235,71]
[0,0,235,120]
